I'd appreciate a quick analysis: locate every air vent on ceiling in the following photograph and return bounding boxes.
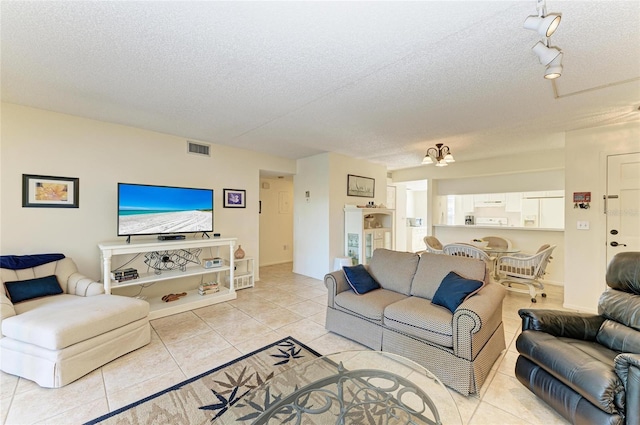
[187,141,211,157]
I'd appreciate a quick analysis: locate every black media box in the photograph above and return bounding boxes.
[158,235,186,241]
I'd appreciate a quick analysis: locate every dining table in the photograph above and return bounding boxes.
[479,246,521,279]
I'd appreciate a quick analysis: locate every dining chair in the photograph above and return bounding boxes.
[481,236,512,250]
[442,243,493,274]
[495,244,556,302]
[423,236,444,254]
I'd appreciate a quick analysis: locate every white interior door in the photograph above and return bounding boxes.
[606,152,640,265]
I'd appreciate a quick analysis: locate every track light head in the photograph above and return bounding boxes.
[524,13,561,37]
[544,53,563,79]
[532,41,562,66]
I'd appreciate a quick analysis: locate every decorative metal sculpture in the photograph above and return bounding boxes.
[144,249,202,274]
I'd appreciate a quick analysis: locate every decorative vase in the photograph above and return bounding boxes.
[234,245,245,259]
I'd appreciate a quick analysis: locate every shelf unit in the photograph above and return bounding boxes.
[98,238,237,319]
[344,208,395,265]
[229,257,254,290]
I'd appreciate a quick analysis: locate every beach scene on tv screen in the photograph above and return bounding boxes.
[118,185,213,235]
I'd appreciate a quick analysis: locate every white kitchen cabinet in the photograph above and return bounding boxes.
[540,197,564,228]
[474,193,506,207]
[345,208,395,265]
[407,227,429,252]
[505,192,522,212]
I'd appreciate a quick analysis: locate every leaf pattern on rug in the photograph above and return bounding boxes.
[271,340,304,365]
[198,339,309,422]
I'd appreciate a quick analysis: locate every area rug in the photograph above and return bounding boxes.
[84,337,321,425]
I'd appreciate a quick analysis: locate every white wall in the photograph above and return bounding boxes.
[0,103,296,280]
[437,170,564,195]
[293,154,330,279]
[259,177,293,266]
[564,121,640,312]
[293,152,387,280]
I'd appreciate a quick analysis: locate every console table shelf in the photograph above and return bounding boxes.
[98,237,238,319]
[110,265,231,289]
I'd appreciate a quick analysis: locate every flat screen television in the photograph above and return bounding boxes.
[117,183,213,238]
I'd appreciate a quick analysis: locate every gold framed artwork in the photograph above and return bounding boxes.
[22,174,79,208]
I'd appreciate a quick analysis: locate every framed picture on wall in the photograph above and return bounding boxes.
[347,174,375,198]
[22,174,79,208]
[223,189,246,208]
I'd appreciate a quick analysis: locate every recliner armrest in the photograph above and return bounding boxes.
[67,273,105,297]
[615,353,640,425]
[518,309,604,340]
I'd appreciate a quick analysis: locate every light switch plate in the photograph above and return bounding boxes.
[577,221,590,230]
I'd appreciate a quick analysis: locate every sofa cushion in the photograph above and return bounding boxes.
[4,275,63,303]
[411,252,486,300]
[1,294,149,350]
[516,330,624,414]
[334,288,407,324]
[368,249,419,296]
[343,265,380,295]
[383,297,454,348]
[432,271,484,313]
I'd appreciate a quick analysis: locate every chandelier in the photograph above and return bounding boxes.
[422,143,455,167]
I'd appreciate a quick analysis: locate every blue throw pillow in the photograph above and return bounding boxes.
[432,271,484,313]
[4,275,63,303]
[343,264,380,295]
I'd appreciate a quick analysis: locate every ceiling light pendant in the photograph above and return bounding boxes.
[524,13,561,37]
[422,143,454,166]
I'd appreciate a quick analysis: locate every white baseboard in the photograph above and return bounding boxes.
[259,260,293,267]
[562,303,597,314]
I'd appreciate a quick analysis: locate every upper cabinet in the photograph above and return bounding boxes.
[437,190,565,229]
[505,193,522,212]
[473,193,506,207]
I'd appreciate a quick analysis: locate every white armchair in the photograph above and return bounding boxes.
[442,243,494,274]
[496,244,556,302]
[423,236,444,254]
[1,255,150,388]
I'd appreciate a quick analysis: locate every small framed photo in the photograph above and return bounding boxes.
[22,174,79,208]
[223,189,246,208]
[347,174,375,198]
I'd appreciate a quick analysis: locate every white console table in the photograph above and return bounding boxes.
[98,238,237,319]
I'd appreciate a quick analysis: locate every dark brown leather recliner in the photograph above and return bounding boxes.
[516,252,640,425]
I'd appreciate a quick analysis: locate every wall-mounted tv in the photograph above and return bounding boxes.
[118,183,213,238]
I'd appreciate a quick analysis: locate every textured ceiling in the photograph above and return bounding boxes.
[2,1,639,170]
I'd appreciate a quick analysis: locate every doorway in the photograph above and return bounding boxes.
[258,172,294,267]
[606,152,640,265]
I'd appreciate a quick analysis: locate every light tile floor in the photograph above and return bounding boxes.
[1,263,572,425]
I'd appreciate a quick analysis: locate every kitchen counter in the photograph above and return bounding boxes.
[434,224,563,232]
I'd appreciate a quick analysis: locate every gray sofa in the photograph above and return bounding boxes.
[324,248,506,395]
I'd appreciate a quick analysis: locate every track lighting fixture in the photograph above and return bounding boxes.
[524,14,561,37]
[544,53,563,79]
[532,41,561,66]
[525,0,563,80]
[422,143,455,167]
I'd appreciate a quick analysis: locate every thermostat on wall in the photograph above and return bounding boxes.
[202,257,224,268]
